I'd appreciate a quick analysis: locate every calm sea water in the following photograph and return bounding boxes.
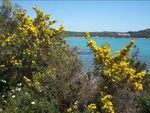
[67,37,150,71]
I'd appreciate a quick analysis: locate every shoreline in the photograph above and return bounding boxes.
[66,37,150,39]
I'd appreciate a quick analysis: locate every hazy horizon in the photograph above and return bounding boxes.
[65,28,149,32]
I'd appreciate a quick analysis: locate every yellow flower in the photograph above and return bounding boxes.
[88,103,97,110]
[133,82,143,91]
[88,39,98,52]
[32,60,36,64]
[24,76,32,87]
[66,108,72,113]
[0,65,5,68]
[101,94,115,113]
[84,32,90,38]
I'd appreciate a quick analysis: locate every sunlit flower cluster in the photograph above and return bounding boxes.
[95,45,111,65]
[87,103,97,113]
[17,6,61,44]
[0,34,17,47]
[87,39,98,53]
[103,42,145,90]
[101,94,114,113]
[85,33,145,91]
[84,32,90,38]
[17,11,38,37]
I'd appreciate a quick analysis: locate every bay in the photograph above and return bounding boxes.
[67,37,150,71]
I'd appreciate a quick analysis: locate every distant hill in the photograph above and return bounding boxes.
[64,29,150,38]
[128,29,150,38]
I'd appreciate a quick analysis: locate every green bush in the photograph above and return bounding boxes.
[1,85,60,113]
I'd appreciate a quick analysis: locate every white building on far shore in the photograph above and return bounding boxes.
[118,33,130,37]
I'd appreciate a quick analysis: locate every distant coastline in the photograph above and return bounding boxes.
[64,28,150,38]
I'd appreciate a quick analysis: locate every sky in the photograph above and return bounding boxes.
[11,0,150,32]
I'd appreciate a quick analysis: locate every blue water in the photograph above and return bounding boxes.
[67,37,150,71]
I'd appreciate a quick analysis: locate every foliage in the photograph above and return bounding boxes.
[138,93,150,113]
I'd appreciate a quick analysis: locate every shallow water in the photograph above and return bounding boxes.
[67,37,150,71]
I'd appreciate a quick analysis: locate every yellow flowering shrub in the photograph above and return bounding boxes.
[0,6,66,83]
[85,33,145,91]
[84,32,146,113]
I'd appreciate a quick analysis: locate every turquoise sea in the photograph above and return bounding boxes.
[67,37,150,71]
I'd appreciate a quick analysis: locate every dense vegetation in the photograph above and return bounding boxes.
[0,1,150,113]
